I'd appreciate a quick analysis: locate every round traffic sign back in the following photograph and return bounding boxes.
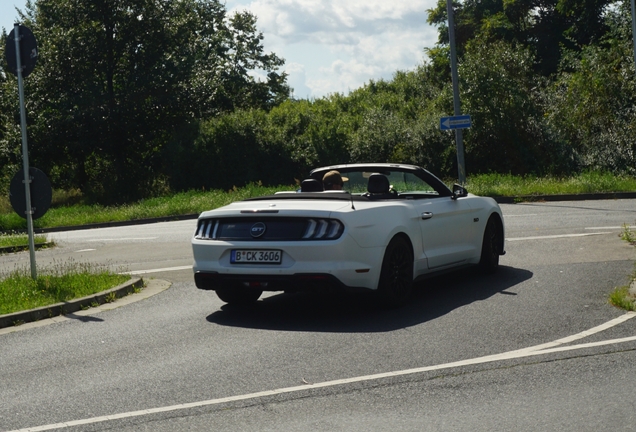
[5,24,38,78]
[10,167,52,220]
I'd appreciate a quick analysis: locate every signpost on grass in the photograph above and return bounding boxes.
[5,24,42,279]
[442,0,468,185]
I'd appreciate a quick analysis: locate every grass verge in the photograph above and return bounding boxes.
[608,285,635,312]
[0,260,131,315]
[0,182,292,231]
[0,233,49,248]
[0,171,635,232]
[465,171,636,197]
[609,225,636,311]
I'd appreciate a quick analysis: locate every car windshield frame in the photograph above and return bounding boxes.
[241,164,455,202]
[309,163,453,198]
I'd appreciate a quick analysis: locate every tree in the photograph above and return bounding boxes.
[459,39,554,174]
[544,1,636,174]
[427,0,612,77]
[7,0,288,203]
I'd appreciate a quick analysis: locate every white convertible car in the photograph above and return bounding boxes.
[192,163,505,306]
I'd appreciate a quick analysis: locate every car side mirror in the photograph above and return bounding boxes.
[452,184,468,199]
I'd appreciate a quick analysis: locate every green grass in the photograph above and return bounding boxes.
[620,223,636,245]
[610,229,636,311]
[1,172,635,232]
[0,233,49,248]
[0,260,131,315]
[608,285,636,311]
[465,171,636,197]
[0,182,294,231]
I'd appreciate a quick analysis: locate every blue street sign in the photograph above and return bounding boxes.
[440,114,471,130]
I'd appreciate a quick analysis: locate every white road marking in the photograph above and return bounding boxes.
[74,249,96,252]
[505,313,636,354]
[586,226,636,230]
[87,237,158,241]
[10,312,636,432]
[122,265,192,275]
[507,232,611,241]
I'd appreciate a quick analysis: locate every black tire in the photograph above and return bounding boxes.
[377,236,413,307]
[215,285,262,305]
[479,216,501,274]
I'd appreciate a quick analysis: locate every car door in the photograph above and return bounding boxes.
[415,195,479,269]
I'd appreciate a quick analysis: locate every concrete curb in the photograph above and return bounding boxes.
[492,191,636,204]
[0,276,144,329]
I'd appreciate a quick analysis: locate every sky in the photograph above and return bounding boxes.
[1,0,441,99]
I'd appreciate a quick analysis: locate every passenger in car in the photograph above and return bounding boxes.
[322,170,348,190]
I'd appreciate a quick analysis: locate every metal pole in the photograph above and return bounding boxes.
[14,23,37,279]
[446,0,466,184]
[631,0,636,78]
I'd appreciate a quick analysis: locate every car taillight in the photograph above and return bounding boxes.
[302,219,344,240]
[194,219,218,239]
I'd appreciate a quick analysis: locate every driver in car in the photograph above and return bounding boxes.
[322,170,348,190]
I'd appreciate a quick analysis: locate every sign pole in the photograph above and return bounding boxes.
[446,0,466,184]
[13,23,37,279]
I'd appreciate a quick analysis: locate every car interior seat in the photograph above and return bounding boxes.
[366,173,393,198]
[301,178,323,192]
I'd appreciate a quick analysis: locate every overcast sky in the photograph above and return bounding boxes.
[1,0,441,99]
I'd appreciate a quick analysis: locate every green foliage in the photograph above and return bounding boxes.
[544,3,636,174]
[1,0,288,204]
[459,39,560,174]
[427,0,613,76]
[267,98,352,174]
[0,40,22,197]
[163,110,297,191]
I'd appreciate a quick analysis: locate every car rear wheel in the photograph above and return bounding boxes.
[377,236,413,307]
[479,216,501,274]
[215,285,263,305]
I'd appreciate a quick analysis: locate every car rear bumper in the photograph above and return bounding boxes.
[192,236,384,290]
[194,271,371,293]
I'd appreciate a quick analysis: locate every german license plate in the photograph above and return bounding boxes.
[231,249,282,264]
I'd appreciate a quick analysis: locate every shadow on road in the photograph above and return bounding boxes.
[64,313,104,323]
[206,265,533,332]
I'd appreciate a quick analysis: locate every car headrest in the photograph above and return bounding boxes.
[367,173,390,194]
[301,178,323,192]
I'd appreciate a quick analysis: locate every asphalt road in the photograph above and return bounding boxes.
[1,199,635,431]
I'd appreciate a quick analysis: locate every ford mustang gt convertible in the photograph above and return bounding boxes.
[192,163,505,306]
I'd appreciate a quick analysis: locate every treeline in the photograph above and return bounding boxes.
[1,0,635,204]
